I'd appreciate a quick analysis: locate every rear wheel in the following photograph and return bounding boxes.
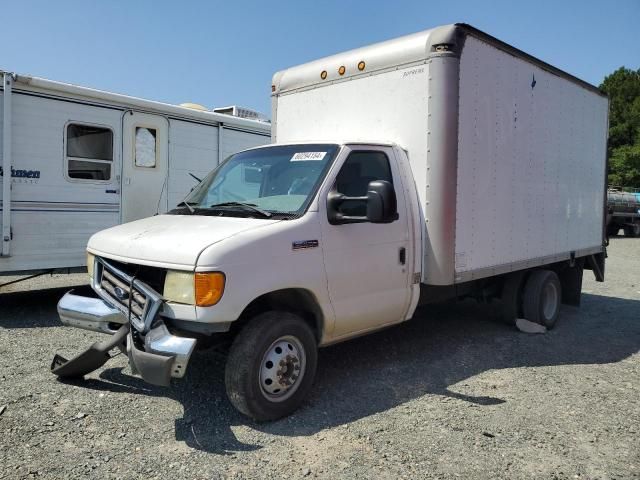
[225,311,318,421]
[523,270,562,329]
[624,225,640,237]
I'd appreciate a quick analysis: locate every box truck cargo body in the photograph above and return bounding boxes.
[272,23,608,286]
[0,71,270,277]
[52,24,608,421]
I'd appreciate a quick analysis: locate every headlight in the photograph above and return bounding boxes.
[86,252,95,280]
[164,271,226,306]
[164,270,196,305]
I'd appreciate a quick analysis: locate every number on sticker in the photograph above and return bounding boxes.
[291,152,327,161]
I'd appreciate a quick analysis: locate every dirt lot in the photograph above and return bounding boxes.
[1,239,638,479]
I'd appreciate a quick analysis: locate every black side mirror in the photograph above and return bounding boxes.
[327,180,398,225]
[366,180,398,223]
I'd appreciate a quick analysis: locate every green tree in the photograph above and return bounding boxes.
[599,67,640,187]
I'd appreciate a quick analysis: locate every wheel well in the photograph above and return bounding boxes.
[232,289,324,342]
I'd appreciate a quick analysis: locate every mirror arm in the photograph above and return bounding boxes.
[327,192,368,225]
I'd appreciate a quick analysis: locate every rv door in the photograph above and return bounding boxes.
[121,112,169,223]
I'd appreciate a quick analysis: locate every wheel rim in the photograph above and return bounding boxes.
[542,281,559,320]
[259,335,306,402]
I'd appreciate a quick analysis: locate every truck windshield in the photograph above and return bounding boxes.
[180,144,339,218]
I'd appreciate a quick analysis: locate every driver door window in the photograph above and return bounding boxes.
[335,151,393,216]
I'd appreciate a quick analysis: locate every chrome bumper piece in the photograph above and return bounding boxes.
[57,291,126,334]
[55,291,197,385]
[128,322,197,384]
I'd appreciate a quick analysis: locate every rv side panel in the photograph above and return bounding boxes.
[219,128,270,161]
[453,35,608,282]
[0,93,121,272]
[167,120,220,211]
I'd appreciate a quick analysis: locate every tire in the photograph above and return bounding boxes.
[225,311,318,421]
[523,270,562,329]
[500,271,527,325]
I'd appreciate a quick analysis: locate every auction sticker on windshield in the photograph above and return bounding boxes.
[291,152,327,161]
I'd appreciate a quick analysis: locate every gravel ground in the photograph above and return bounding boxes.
[1,239,638,479]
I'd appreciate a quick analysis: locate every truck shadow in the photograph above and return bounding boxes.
[1,285,93,328]
[66,292,640,455]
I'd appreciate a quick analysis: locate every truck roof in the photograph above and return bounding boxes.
[272,23,606,98]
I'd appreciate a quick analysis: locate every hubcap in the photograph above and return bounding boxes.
[542,281,559,320]
[259,335,306,402]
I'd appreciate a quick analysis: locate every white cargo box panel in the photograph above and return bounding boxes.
[272,23,608,286]
[454,35,608,282]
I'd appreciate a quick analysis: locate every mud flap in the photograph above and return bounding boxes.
[51,324,130,379]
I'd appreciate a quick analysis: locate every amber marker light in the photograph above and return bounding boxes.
[358,61,366,71]
[194,272,225,307]
[338,66,346,76]
[320,70,328,80]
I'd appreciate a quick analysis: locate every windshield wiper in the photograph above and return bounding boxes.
[176,201,196,214]
[209,201,272,218]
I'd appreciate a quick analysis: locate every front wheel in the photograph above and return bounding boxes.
[225,311,318,421]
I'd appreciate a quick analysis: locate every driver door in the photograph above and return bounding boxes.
[320,146,412,338]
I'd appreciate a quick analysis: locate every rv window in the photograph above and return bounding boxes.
[135,127,157,168]
[66,124,114,181]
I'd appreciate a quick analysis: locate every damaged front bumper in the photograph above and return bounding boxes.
[52,291,197,386]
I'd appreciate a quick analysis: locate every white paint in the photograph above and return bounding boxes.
[454,36,608,278]
[67,25,607,348]
[122,112,168,222]
[0,72,270,274]
[317,145,412,337]
[88,214,279,268]
[275,64,430,212]
[273,28,607,284]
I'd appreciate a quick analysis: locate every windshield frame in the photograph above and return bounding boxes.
[180,143,342,219]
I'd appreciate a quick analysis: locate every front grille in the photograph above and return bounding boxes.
[100,269,148,319]
[100,258,167,293]
[92,257,164,333]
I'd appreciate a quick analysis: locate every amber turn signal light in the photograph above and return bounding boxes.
[194,272,225,307]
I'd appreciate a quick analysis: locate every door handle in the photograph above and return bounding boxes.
[399,247,406,265]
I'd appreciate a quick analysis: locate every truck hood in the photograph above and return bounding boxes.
[88,214,279,269]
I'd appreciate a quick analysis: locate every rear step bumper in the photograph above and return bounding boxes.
[53,292,197,386]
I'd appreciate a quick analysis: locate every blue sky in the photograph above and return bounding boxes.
[2,0,638,116]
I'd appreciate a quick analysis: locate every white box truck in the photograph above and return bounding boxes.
[0,70,270,281]
[51,24,608,421]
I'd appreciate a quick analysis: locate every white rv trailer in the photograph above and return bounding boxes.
[0,71,270,277]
